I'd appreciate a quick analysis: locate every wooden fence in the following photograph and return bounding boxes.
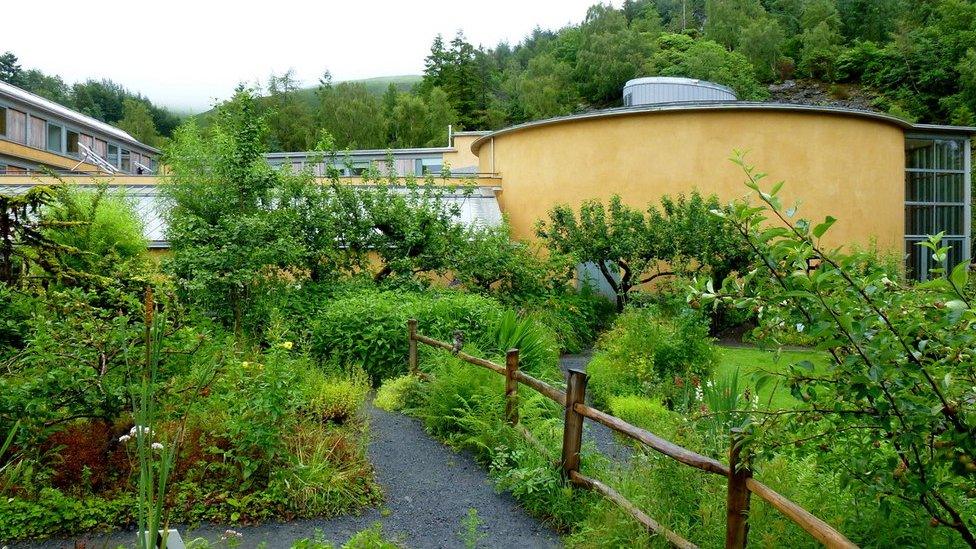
[407,319,858,549]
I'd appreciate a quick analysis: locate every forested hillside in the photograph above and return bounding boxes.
[0,52,180,147]
[207,0,976,152]
[2,0,974,153]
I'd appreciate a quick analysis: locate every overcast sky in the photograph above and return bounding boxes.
[3,0,617,113]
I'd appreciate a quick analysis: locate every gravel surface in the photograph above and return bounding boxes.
[558,353,631,463]
[18,354,628,549]
[14,404,560,549]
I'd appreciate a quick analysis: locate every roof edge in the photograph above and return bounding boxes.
[470,102,976,155]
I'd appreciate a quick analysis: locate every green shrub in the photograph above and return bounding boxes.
[310,289,504,383]
[302,365,371,424]
[373,374,422,412]
[587,307,717,407]
[0,286,32,358]
[522,288,616,353]
[43,185,147,276]
[489,310,559,377]
[608,396,678,439]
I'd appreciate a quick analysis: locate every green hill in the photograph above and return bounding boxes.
[191,75,422,125]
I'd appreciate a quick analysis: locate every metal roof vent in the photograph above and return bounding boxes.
[622,77,737,107]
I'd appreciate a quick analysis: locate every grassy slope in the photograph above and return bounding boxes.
[714,345,830,410]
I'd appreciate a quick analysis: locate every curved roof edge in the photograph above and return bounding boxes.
[470,102,976,155]
[0,80,159,154]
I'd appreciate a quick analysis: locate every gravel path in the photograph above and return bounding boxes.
[559,352,631,463]
[16,404,560,549]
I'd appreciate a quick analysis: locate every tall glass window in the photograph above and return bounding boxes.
[47,123,63,153]
[0,107,6,136]
[905,137,972,280]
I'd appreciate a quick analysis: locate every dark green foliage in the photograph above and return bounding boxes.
[537,191,753,312]
[520,288,617,353]
[587,306,717,408]
[310,289,505,382]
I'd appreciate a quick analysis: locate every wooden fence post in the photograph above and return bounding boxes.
[408,319,418,375]
[561,368,588,483]
[726,427,752,549]
[505,349,520,426]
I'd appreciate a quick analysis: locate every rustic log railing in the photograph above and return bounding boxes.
[408,320,859,548]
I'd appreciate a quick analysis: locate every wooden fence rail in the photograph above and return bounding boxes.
[407,320,858,549]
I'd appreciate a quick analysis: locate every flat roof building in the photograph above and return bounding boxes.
[1,78,972,279]
[0,80,160,175]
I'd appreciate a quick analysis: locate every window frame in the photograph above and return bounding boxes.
[66,128,80,157]
[46,121,64,153]
[0,105,6,137]
[904,134,972,280]
[120,148,131,173]
[107,143,120,167]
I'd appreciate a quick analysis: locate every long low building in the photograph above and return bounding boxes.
[0,77,973,280]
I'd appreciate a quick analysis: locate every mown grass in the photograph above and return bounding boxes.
[714,345,830,410]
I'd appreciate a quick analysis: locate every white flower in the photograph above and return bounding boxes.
[151,442,164,451]
[795,322,805,333]
[118,434,131,443]
[221,530,243,540]
[129,425,151,437]
[694,386,704,402]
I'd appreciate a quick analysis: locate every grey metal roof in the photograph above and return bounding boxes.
[624,77,737,97]
[470,102,976,155]
[0,81,160,154]
[0,182,502,249]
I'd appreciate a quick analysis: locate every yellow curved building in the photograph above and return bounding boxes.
[472,102,974,279]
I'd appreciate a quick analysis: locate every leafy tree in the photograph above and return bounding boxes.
[314,76,387,149]
[537,195,651,311]
[388,87,456,148]
[509,53,580,120]
[264,70,314,151]
[694,155,976,547]
[162,87,305,334]
[704,0,767,49]
[739,17,786,82]
[452,223,565,297]
[0,52,22,85]
[117,98,164,148]
[42,185,147,277]
[649,33,768,99]
[574,5,656,106]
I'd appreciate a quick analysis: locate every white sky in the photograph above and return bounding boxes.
[3,0,616,113]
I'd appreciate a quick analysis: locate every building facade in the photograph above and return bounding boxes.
[0,81,159,175]
[0,78,972,278]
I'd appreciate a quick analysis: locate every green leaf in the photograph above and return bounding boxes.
[812,216,837,239]
[949,262,969,289]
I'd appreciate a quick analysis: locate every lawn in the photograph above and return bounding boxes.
[714,345,830,410]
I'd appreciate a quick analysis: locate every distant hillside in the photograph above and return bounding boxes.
[192,75,422,125]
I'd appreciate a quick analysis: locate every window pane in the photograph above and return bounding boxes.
[66,130,79,155]
[47,124,63,152]
[107,144,119,167]
[121,149,131,172]
[0,107,5,136]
